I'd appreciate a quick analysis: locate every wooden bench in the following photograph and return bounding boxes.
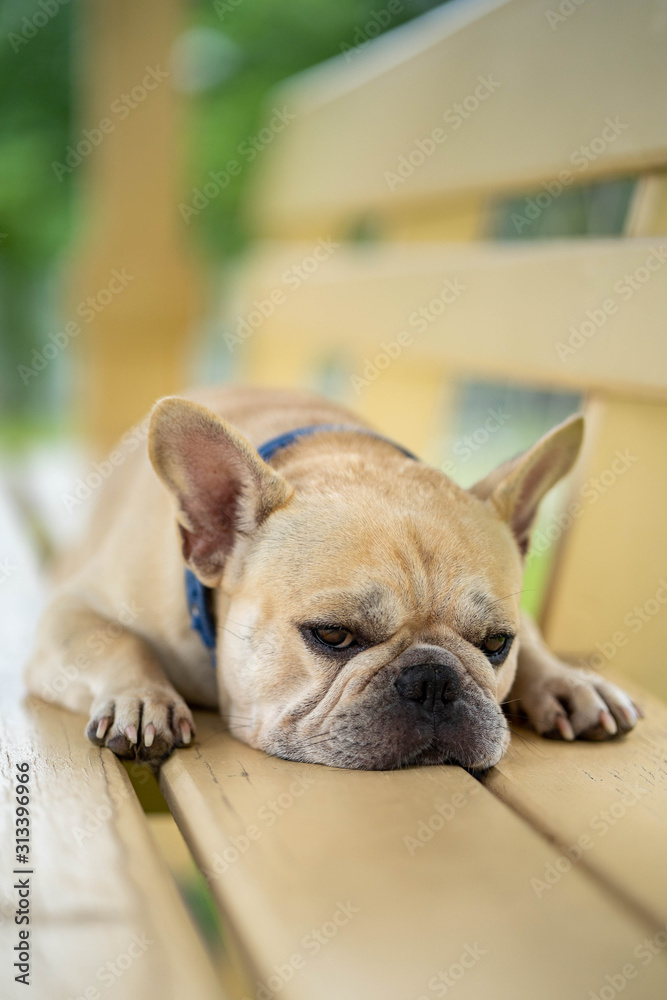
[4,1,667,998]
[159,0,667,995]
[159,694,667,1000]
[0,485,223,1000]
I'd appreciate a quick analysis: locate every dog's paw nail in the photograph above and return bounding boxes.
[600,710,617,736]
[96,717,110,740]
[144,724,155,748]
[556,715,575,741]
[632,701,645,719]
[125,724,138,744]
[618,705,637,727]
[180,721,192,745]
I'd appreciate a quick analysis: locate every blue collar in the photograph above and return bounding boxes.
[185,423,418,666]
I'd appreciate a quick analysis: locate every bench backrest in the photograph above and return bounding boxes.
[233,0,667,699]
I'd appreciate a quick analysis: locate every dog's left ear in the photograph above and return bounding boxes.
[149,396,293,586]
[470,415,584,556]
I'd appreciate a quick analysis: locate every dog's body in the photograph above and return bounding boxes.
[26,385,640,768]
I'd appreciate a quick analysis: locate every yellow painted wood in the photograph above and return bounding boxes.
[236,238,667,396]
[0,684,224,1000]
[160,715,667,1000]
[485,672,667,929]
[349,359,452,464]
[626,172,667,236]
[386,195,487,241]
[543,169,667,696]
[148,814,253,1000]
[542,395,667,699]
[0,483,223,1000]
[241,328,319,389]
[252,0,667,237]
[68,0,199,453]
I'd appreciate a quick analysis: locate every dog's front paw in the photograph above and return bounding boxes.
[85,689,195,763]
[511,666,643,742]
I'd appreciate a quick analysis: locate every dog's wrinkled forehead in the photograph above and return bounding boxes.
[247,475,524,629]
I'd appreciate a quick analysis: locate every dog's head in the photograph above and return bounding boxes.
[150,398,583,771]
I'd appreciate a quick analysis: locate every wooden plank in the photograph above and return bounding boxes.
[542,176,667,696]
[541,395,667,700]
[351,360,452,463]
[485,673,667,931]
[160,714,667,1000]
[237,238,667,396]
[382,194,488,242]
[626,172,667,236]
[242,329,321,390]
[0,486,223,1000]
[251,0,667,236]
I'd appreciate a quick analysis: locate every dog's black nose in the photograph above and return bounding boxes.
[394,662,461,711]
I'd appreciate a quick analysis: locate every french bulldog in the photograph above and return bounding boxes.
[26,385,641,769]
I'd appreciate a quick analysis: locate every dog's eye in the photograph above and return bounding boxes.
[312,627,356,649]
[481,634,512,663]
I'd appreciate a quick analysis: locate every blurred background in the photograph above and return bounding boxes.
[1,0,629,598]
[2,0,664,703]
[1,0,666,992]
[0,0,452,549]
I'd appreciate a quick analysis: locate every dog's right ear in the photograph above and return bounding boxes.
[149,397,293,586]
[469,415,584,557]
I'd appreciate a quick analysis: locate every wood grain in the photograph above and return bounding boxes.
[484,673,667,930]
[0,485,223,1000]
[251,0,667,236]
[161,712,667,1000]
[238,238,667,398]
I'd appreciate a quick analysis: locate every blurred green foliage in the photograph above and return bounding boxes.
[0,0,73,422]
[0,0,444,425]
[181,0,445,257]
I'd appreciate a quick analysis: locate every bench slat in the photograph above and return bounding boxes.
[252,0,667,235]
[484,673,667,930]
[161,714,667,1000]
[0,682,225,1000]
[0,484,223,1000]
[239,238,667,397]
